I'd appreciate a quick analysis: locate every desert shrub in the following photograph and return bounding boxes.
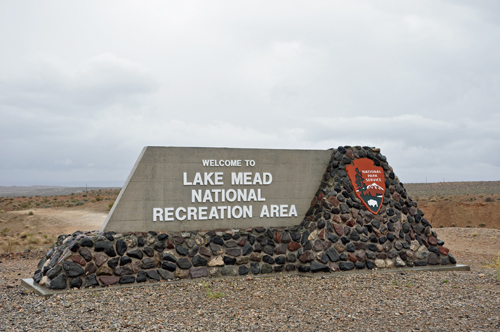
[75,201,84,206]
[1,238,20,252]
[27,236,41,244]
[95,196,103,202]
[20,232,33,239]
[485,197,493,202]
[1,227,9,236]
[108,202,114,209]
[28,211,34,215]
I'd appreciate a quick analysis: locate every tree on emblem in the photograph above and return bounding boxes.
[355,168,367,195]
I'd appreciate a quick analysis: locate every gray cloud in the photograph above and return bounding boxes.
[0,0,499,186]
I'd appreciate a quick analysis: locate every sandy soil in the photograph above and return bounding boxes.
[0,203,109,253]
[6,208,106,234]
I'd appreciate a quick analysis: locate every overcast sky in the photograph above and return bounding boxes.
[1,0,499,187]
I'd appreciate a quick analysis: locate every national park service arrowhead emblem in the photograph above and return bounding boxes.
[346,158,385,214]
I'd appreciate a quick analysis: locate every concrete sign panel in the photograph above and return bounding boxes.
[101,147,332,232]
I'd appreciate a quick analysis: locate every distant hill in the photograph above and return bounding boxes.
[0,186,121,197]
[404,181,500,198]
[1,181,499,198]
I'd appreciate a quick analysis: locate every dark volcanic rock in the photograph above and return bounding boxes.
[70,277,82,289]
[49,274,67,289]
[310,261,329,273]
[250,262,260,274]
[226,248,241,257]
[162,253,177,263]
[47,265,62,279]
[146,270,161,281]
[114,266,134,276]
[143,246,155,257]
[176,245,189,256]
[141,258,156,269]
[84,274,99,288]
[115,239,127,256]
[80,237,93,247]
[427,252,440,265]
[242,243,253,256]
[177,258,192,269]
[355,262,365,269]
[127,249,143,260]
[158,269,174,280]
[275,256,286,265]
[414,260,428,267]
[119,276,136,284]
[136,271,147,283]
[120,256,132,266]
[263,255,275,264]
[69,241,80,253]
[79,247,92,262]
[238,266,249,275]
[192,255,208,266]
[261,264,273,274]
[339,261,355,271]
[107,257,120,269]
[62,261,84,278]
[95,241,116,257]
[223,256,237,265]
[298,265,310,273]
[325,247,340,262]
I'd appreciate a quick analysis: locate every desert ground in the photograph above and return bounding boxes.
[0,184,499,331]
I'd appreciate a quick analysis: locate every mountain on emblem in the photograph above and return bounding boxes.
[346,158,385,214]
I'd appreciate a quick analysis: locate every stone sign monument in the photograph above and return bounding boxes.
[102,147,332,232]
[24,146,468,294]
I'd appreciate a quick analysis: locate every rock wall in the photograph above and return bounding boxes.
[32,146,456,290]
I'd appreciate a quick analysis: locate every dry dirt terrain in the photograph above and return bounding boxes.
[0,189,118,253]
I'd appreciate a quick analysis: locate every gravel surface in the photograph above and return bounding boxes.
[1,229,499,332]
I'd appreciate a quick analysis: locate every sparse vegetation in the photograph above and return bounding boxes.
[27,236,41,244]
[0,237,20,252]
[484,251,500,282]
[202,282,225,298]
[20,231,33,239]
[1,227,10,236]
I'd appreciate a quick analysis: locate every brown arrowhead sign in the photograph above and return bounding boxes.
[346,158,385,214]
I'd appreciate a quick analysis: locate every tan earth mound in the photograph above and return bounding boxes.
[418,196,500,229]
